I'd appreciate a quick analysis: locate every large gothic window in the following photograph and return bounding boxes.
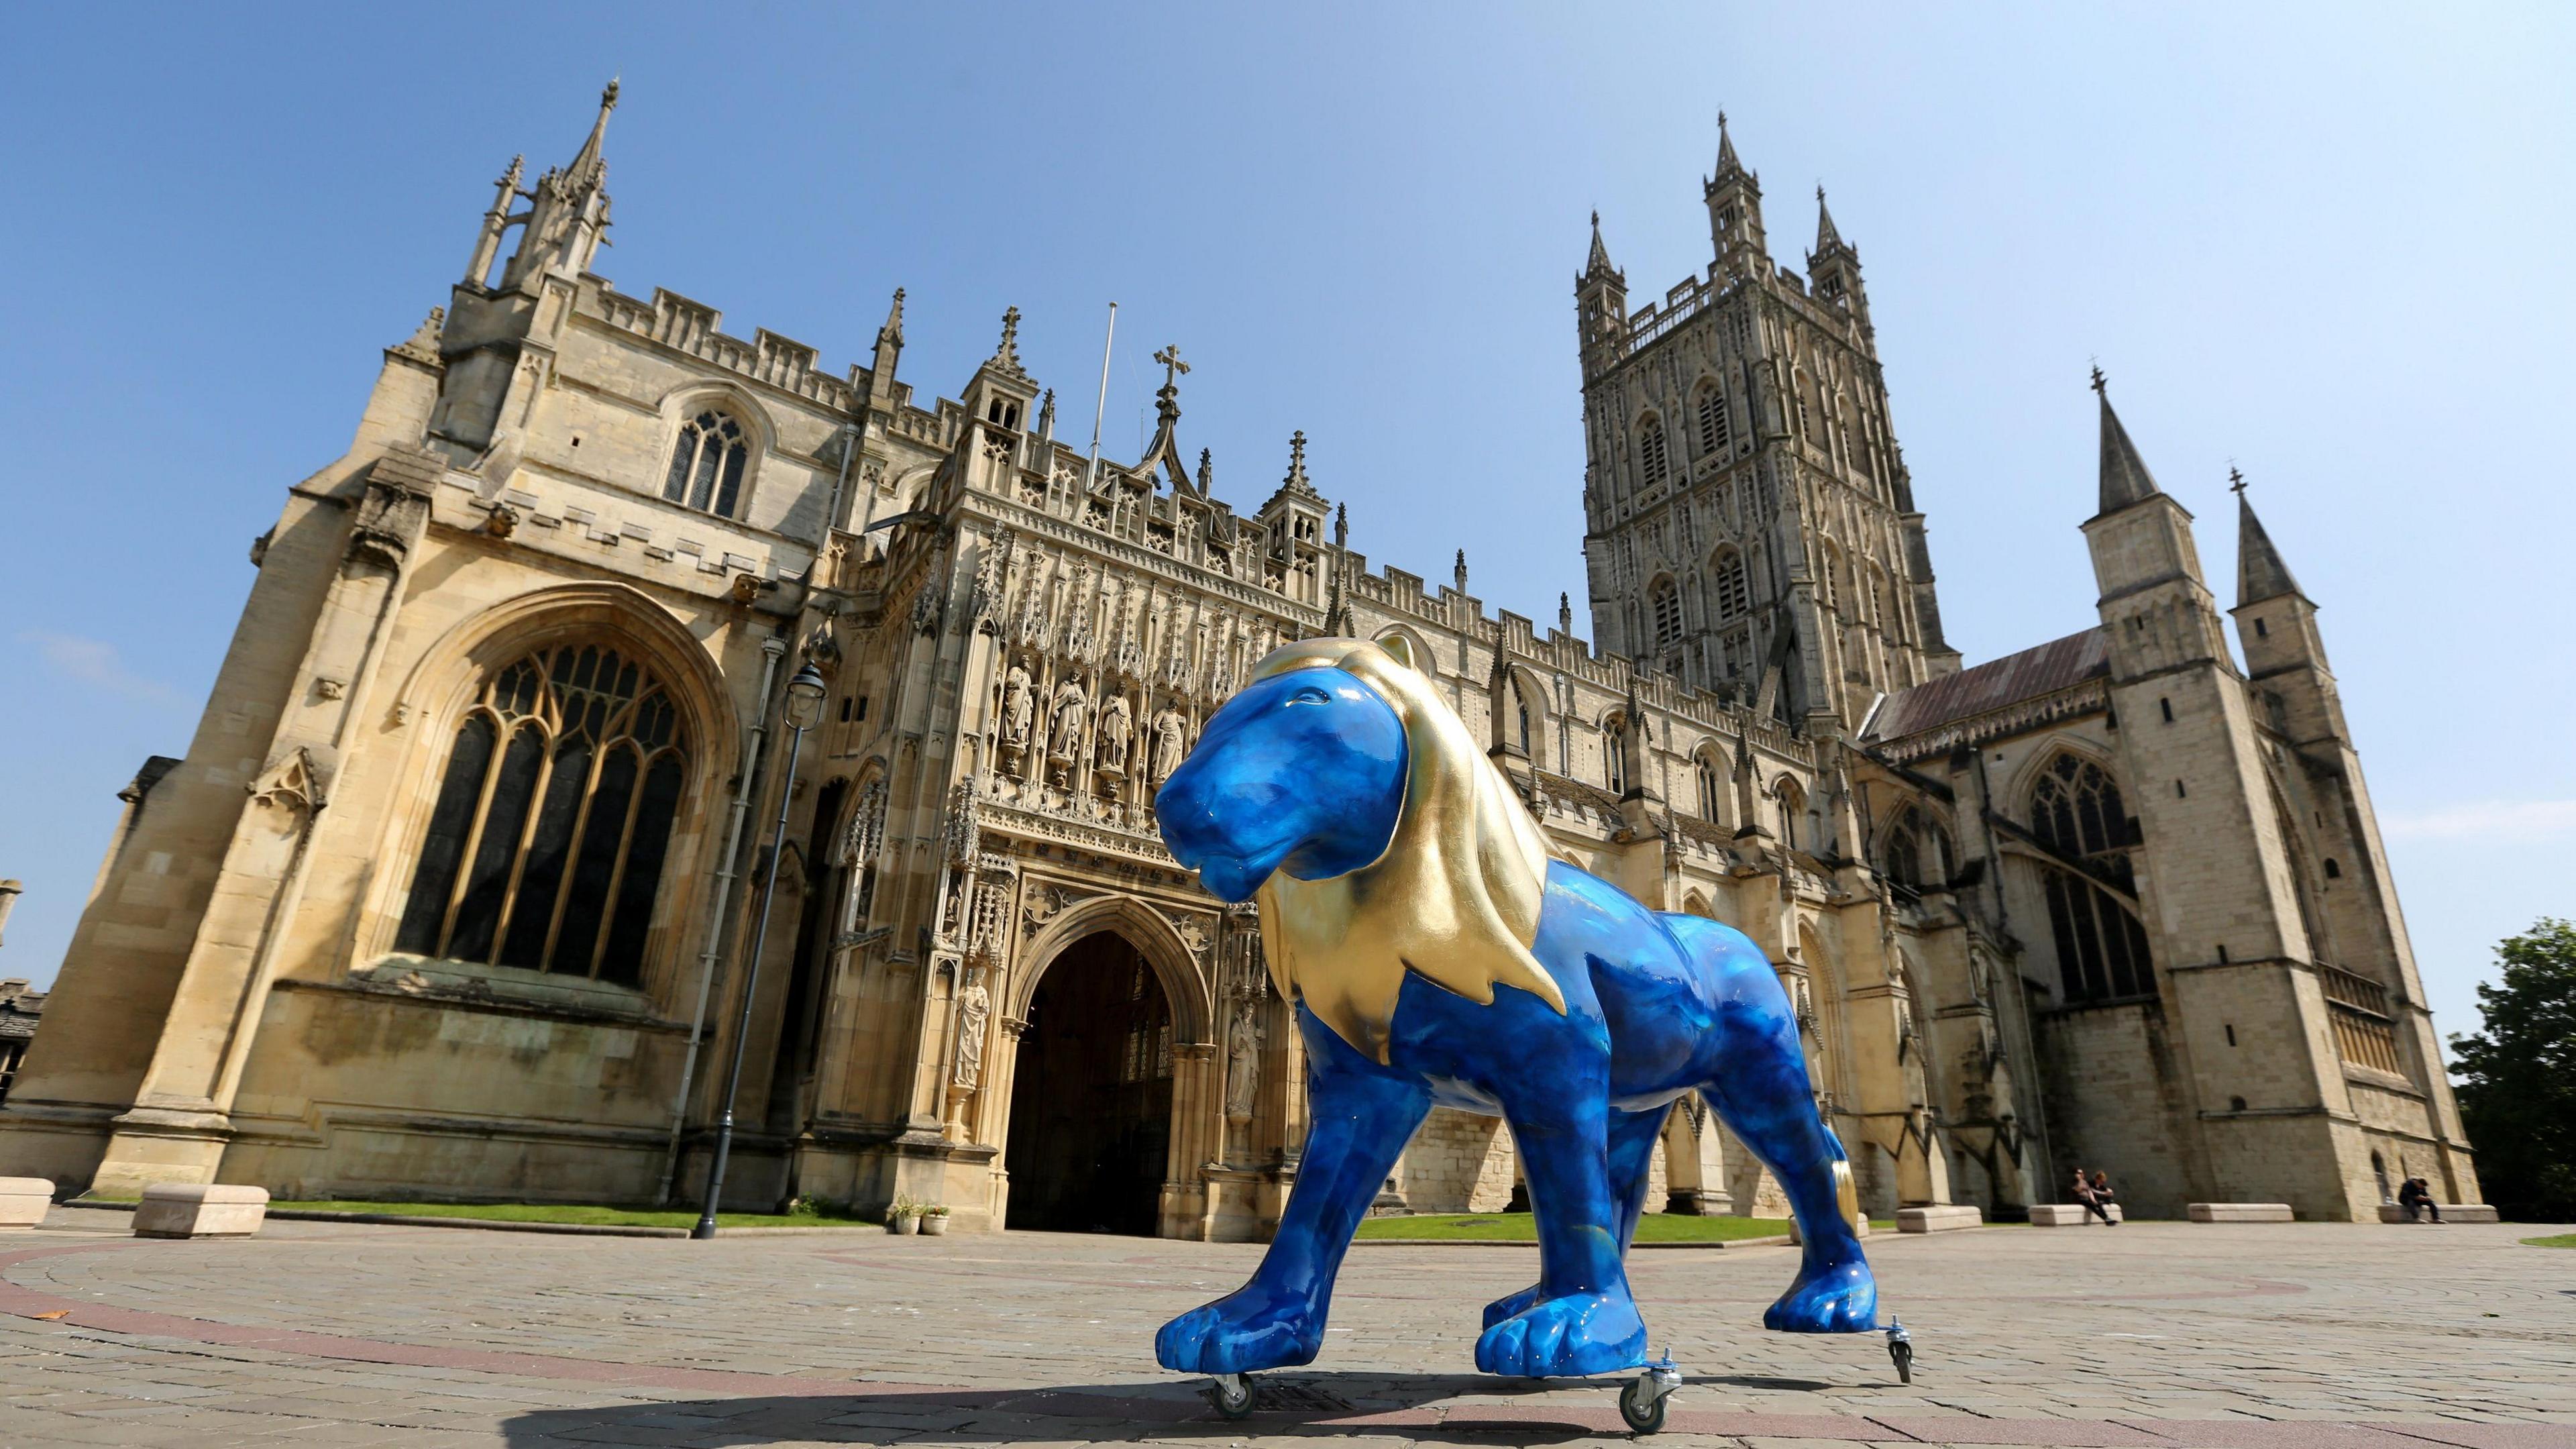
[1882,805,1951,892]
[394,643,690,985]
[1696,383,1731,455]
[1650,576,1683,654]
[1636,417,1670,488]
[1711,548,1751,621]
[663,410,750,518]
[2028,755,2154,1004]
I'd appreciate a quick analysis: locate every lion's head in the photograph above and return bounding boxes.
[1156,635,1564,1063]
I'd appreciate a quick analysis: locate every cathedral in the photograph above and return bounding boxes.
[0,90,2475,1232]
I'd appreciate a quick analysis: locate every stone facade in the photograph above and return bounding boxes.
[0,95,2471,1232]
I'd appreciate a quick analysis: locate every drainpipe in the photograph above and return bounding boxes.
[657,633,788,1205]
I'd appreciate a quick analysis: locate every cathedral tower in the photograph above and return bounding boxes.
[1578,121,1957,737]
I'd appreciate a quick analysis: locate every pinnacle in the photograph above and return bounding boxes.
[2235,476,2304,606]
[2093,371,2162,514]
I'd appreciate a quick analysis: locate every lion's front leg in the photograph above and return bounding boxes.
[1477,1060,1649,1378]
[1156,1009,1428,1375]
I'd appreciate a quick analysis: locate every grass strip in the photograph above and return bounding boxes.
[270,1199,879,1230]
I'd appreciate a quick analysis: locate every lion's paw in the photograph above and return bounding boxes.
[1473,1291,1648,1378]
[1763,1257,1878,1334]
[1155,1289,1322,1375]
[1481,1282,1542,1330]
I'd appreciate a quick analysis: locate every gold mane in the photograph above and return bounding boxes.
[1250,637,1564,1063]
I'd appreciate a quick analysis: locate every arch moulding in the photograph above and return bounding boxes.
[1010,892,1214,1047]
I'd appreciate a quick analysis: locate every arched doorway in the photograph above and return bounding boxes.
[1004,930,1174,1234]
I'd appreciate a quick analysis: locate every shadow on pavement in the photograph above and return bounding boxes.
[500,1371,1659,1445]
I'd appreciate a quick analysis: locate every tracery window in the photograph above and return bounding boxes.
[1882,805,1951,891]
[662,410,750,518]
[1695,750,1724,822]
[394,643,690,985]
[1697,383,1732,455]
[1604,712,1628,796]
[1513,677,1533,756]
[1650,576,1684,654]
[1711,548,1751,621]
[1775,777,1806,851]
[2028,755,2153,1004]
[1637,417,1670,488]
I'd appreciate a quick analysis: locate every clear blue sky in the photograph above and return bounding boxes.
[2,4,2567,1046]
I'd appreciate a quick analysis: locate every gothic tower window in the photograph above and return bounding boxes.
[1637,416,1670,488]
[1650,576,1683,656]
[1711,547,1751,621]
[663,410,751,518]
[2028,754,2154,1004]
[1696,382,1732,455]
[394,643,691,986]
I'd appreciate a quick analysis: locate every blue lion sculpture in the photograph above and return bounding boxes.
[1152,636,1880,1385]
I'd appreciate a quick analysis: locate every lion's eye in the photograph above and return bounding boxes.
[1287,686,1332,706]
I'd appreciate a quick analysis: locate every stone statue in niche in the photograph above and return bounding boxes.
[1149,702,1191,782]
[1049,683,1089,763]
[953,971,991,1088]
[1223,999,1264,1124]
[1097,694,1133,775]
[1001,662,1035,750]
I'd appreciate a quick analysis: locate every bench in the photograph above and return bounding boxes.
[1895,1205,1983,1233]
[133,1183,270,1240]
[2028,1202,2124,1226]
[0,1178,52,1230]
[2187,1201,2293,1222]
[2377,1202,2499,1224]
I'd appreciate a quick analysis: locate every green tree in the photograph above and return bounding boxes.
[2449,918,2576,1222]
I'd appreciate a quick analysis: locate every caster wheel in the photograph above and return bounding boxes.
[1888,1337,1914,1385]
[1207,1371,1256,1420]
[1619,1373,1670,1434]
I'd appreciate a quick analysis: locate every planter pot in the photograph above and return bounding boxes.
[920,1215,951,1236]
[889,1214,920,1235]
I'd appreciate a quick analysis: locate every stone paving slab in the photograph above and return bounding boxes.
[0,1208,2567,1446]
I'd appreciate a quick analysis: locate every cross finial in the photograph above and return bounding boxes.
[1718,108,1728,129]
[2089,363,2107,395]
[1153,343,1190,390]
[2229,466,2248,496]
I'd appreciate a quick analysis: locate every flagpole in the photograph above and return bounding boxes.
[1085,301,1118,488]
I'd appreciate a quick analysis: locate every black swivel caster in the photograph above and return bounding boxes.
[1618,1359,1682,1434]
[1885,1322,1914,1385]
[1206,1371,1256,1419]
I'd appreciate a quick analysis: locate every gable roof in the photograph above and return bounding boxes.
[1866,628,2110,747]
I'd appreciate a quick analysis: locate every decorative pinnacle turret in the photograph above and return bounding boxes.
[1454,549,1469,592]
[1559,592,1574,635]
[989,305,1026,376]
[878,287,906,350]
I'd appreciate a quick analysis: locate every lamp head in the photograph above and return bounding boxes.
[784,662,828,731]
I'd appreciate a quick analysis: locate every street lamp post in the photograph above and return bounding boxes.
[692,660,828,1240]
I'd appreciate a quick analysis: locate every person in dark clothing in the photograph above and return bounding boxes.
[2397,1176,2443,1223]
[2087,1169,2119,1225]
[2072,1167,2114,1224]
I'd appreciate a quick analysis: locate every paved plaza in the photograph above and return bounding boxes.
[0,1206,2569,1449]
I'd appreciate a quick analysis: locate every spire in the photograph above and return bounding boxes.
[877,287,906,350]
[1585,210,1619,278]
[2233,470,2304,605]
[568,78,618,186]
[1715,109,1742,178]
[1814,185,1843,251]
[2092,367,2162,513]
[1326,502,1354,635]
[1279,429,1319,498]
[987,305,1026,378]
